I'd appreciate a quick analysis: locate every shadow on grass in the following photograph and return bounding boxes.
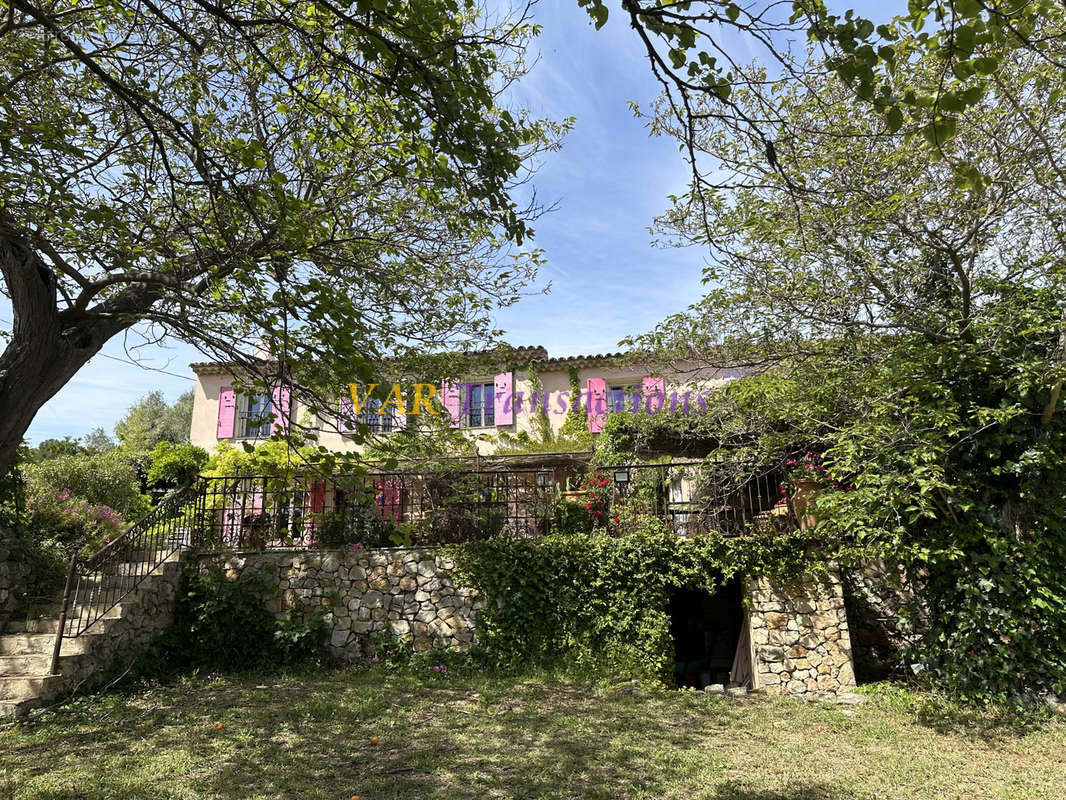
[2,671,1058,799]
[707,783,852,800]
[860,682,1055,741]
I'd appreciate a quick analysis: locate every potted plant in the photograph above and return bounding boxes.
[786,452,828,530]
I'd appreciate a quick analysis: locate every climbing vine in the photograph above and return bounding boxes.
[450,523,827,682]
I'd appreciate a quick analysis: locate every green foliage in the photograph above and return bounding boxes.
[145,442,209,486]
[149,565,328,673]
[25,450,149,519]
[23,479,127,555]
[0,0,567,480]
[114,391,193,456]
[316,504,396,549]
[628,30,1066,702]
[204,439,329,479]
[26,437,85,463]
[451,527,822,681]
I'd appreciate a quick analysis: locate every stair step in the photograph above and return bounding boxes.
[0,630,98,656]
[0,675,62,701]
[0,618,122,652]
[4,604,128,636]
[103,558,181,577]
[0,653,52,676]
[0,697,40,718]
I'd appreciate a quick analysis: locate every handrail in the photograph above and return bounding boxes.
[48,481,203,675]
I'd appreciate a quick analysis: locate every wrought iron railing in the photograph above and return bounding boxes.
[604,461,794,537]
[46,459,797,673]
[49,483,200,674]
[192,468,554,550]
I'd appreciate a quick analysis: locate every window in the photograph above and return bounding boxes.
[607,384,640,414]
[357,397,397,434]
[462,382,495,428]
[240,393,273,438]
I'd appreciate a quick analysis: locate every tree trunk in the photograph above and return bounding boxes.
[0,232,131,475]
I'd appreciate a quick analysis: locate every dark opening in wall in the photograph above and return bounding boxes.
[669,578,748,688]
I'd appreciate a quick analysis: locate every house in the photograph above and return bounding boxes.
[189,346,735,456]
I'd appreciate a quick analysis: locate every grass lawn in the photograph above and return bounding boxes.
[1,670,1064,800]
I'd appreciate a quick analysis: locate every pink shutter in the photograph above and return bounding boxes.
[586,378,607,433]
[642,375,666,412]
[441,380,462,427]
[339,396,356,434]
[376,479,402,521]
[270,385,290,434]
[304,481,326,544]
[493,371,513,425]
[216,386,237,439]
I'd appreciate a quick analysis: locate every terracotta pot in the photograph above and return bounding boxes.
[790,478,822,530]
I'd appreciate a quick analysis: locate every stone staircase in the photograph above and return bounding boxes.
[0,554,184,718]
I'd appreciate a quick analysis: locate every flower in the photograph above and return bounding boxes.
[611,516,620,524]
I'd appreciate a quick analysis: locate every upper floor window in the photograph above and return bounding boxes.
[462,382,495,428]
[607,384,640,413]
[358,397,397,434]
[240,393,273,438]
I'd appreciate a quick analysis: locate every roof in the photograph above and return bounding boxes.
[190,346,635,376]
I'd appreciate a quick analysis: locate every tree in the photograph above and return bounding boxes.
[114,390,193,454]
[82,427,116,454]
[629,41,1066,698]
[580,2,1066,200]
[0,0,564,476]
[28,436,85,463]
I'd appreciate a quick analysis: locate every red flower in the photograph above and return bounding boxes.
[611,516,620,523]
[597,480,607,487]
[593,510,602,516]
[585,502,592,509]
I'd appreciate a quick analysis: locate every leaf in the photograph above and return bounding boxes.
[885,105,904,133]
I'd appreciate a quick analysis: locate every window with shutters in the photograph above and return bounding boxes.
[357,396,397,434]
[462,382,495,428]
[606,383,641,414]
[239,393,273,438]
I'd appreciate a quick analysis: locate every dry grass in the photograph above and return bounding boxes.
[1,670,1063,799]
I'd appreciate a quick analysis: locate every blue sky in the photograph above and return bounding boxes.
[25,1,893,444]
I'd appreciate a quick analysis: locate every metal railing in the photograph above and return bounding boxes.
[46,459,797,673]
[49,483,200,674]
[192,468,553,550]
[605,461,795,537]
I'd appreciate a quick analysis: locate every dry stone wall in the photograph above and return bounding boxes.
[200,547,479,661]
[0,526,29,627]
[748,567,857,696]
[843,560,922,682]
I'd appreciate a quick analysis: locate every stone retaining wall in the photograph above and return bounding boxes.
[200,547,479,661]
[0,526,28,627]
[748,567,857,696]
[842,560,922,682]
[205,547,858,697]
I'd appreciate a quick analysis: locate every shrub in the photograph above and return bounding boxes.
[26,450,149,519]
[24,478,127,555]
[149,564,328,673]
[146,441,209,486]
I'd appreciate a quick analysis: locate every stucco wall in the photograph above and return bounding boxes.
[190,360,734,456]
